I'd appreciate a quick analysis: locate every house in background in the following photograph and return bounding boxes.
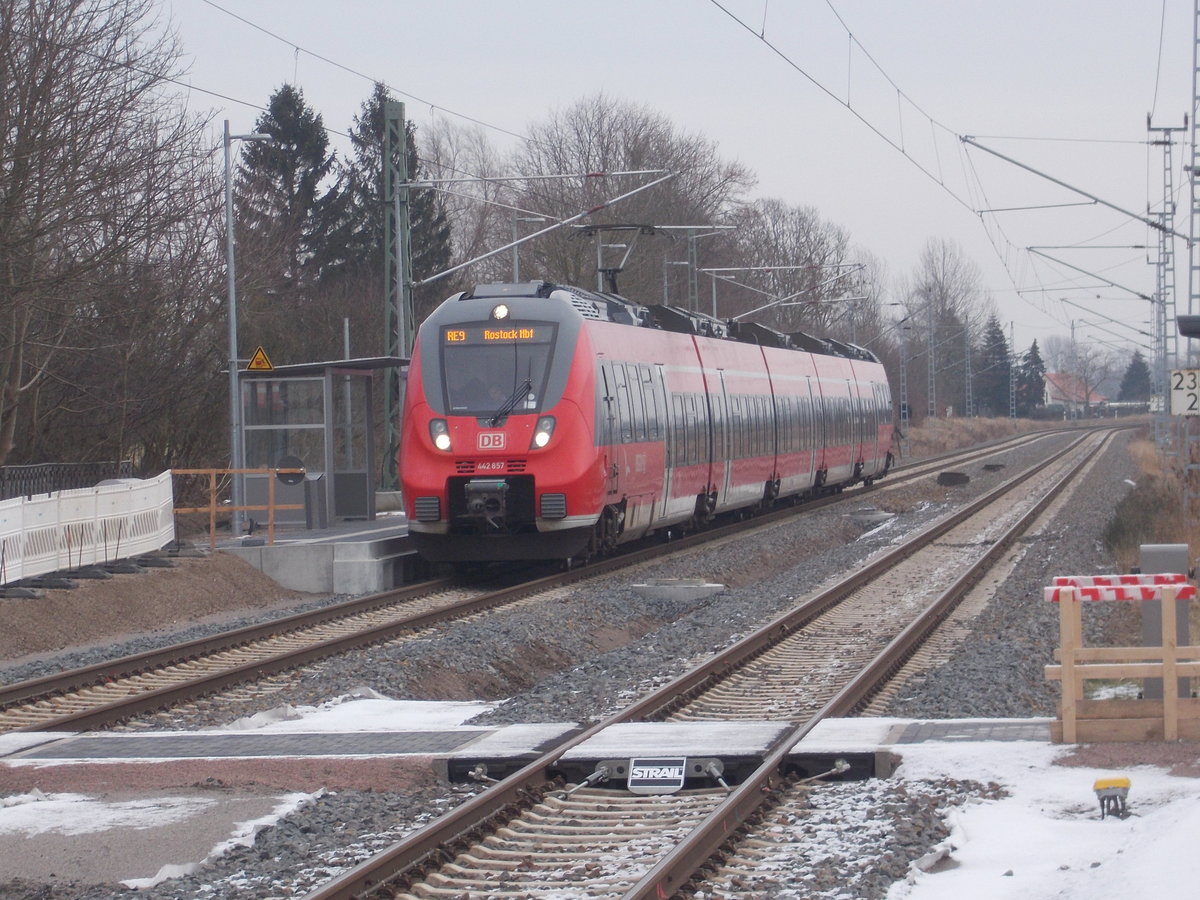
[1044,371,1107,417]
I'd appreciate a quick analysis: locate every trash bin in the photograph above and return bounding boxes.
[304,474,327,530]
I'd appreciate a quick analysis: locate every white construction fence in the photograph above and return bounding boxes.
[0,472,175,586]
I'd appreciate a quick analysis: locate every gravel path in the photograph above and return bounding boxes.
[0,427,1156,900]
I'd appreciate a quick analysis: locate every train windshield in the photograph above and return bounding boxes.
[440,322,558,416]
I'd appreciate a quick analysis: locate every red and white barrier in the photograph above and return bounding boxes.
[1045,573,1195,603]
[0,472,175,585]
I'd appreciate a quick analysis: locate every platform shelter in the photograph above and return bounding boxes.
[238,356,405,527]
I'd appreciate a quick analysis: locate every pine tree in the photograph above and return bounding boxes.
[1117,351,1152,402]
[341,83,452,326]
[1015,340,1046,417]
[974,316,1011,417]
[233,84,344,361]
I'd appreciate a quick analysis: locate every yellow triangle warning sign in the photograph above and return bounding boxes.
[247,346,273,371]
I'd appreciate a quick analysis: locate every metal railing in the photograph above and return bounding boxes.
[0,461,133,501]
[172,468,305,548]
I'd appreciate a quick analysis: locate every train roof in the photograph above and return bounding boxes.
[458,281,880,364]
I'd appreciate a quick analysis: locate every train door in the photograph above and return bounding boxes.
[714,370,731,506]
[850,378,864,470]
[813,377,828,483]
[655,364,672,517]
[597,361,619,498]
[802,375,817,488]
[865,380,884,470]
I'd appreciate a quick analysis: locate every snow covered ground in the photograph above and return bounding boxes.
[888,737,1200,900]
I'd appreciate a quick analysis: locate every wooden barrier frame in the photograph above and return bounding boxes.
[1045,577,1200,743]
[172,468,305,549]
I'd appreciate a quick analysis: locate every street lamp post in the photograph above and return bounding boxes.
[224,120,270,538]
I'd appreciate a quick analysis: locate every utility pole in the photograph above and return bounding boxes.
[1009,322,1017,419]
[1185,0,1200,528]
[1149,117,1185,450]
[382,100,413,491]
[927,301,937,419]
[963,326,974,417]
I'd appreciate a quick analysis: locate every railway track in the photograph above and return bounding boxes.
[0,426,1093,737]
[302,427,1114,899]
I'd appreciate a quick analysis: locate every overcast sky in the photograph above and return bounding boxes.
[164,0,1195,357]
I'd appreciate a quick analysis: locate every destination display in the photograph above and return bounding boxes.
[443,324,551,344]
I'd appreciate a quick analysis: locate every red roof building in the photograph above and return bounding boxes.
[1043,372,1106,415]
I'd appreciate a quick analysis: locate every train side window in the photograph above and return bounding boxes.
[597,362,614,446]
[777,394,789,453]
[679,394,691,466]
[801,396,811,453]
[749,396,759,457]
[641,367,658,441]
[756,395,766,457]
[787,393,796,453]
[788,395,798,453]
[623,363,644,442]
[612,364,632,443]
[745,396,754,458]
[749,395,757,458]
[724,396,734,460]
[708,388,724,462]
[686,393,696,465]
[759,395,769,457]
[671,394,685,464]
[791,394,801,452]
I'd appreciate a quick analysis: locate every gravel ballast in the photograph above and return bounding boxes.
[0,427,1162,900]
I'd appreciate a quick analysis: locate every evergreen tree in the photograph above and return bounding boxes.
[974,316,1011,417]
[1015,340,1046,417]
[1117,350,1152,402]
[341,83,452,328]
[233,84,344,361]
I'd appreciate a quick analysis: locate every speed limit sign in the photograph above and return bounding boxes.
[1171,369,1200,416]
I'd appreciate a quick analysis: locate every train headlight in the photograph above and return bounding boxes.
[530,416,556,449]
[429,419,452,451]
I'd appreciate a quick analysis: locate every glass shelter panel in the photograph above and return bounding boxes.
[244,379,325,427]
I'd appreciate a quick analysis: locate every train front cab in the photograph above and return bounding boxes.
[400,288,603,562]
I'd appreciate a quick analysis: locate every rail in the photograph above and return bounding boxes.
[171,468,305,548]
[303,429,1109,899]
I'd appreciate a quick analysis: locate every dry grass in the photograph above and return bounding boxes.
[900,415,1054,460]
[1103,435,1190,575]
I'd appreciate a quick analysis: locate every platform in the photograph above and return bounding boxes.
[220,512,422,594]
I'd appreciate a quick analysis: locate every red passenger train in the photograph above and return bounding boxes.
[399,281,895,563]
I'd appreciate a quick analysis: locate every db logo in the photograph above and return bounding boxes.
[478,432,506,450]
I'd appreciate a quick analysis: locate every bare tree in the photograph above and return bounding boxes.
[508,94,754,302]
[905,239,988,419]
[721,199,851,332]
[419,118,511,298]
[419,95,754,303]
[1042,334,1072,372]
[1065,341,1116,417]
[0,0,221,466]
